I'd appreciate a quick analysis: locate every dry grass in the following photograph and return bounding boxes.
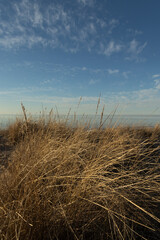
[0,109,160,239]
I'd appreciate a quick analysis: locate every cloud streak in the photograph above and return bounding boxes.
[89,79,99,85]
[126,39,147,61]
[108,69,119,74]
[128,39,147,55]
[100,41,122,56]
[152,74,160,78]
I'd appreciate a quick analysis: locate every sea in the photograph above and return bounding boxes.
[0,114,160,129]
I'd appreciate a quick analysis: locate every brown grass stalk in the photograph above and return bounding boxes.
[0,107,160,239]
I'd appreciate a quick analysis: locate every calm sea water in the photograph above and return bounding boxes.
[0,114,160,129]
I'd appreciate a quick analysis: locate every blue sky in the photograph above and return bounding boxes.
[0,0,160,115]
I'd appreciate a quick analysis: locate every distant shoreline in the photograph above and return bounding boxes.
[0,114,160,129]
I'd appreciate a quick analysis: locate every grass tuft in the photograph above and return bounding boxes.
[0,109,160,239]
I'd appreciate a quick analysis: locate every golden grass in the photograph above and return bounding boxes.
[0,108,160,239]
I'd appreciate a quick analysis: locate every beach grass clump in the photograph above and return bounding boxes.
[0,111,160,239]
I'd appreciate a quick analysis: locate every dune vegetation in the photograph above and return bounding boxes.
[0,104,160,240]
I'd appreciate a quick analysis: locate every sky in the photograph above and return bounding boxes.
[0,0,160,115]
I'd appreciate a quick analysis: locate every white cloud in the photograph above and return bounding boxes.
[101,41,122,56]
[109,19,118,26]
[108,69,119,74]
[0,90,18,95]
[77,0,94,6]
[128,39,137,53]
[33,4,43,26]
[41,79,52,85]
[96,18,107,29]
[122,71,130,79]
[0,28,3,35]
[126,39,147,61]
[23,95,100,105]
[127,28,143,36]
[27,35,47,48]
[0,36,25,49]
[89,79,99,85]
[0,34,47,49]
[152,74,160,78]
[0,87,33,96]
[82,67,87,71]
[135,88,158,100]
[108,19,119,34]
[99,76,160,114]
[154,79,160,89]
[0,87,58,96]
